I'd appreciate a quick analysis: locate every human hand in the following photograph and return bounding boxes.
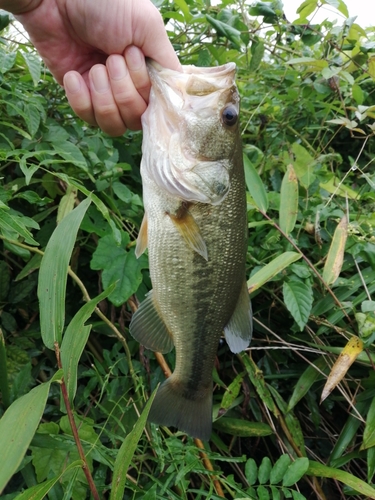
[8,0,181,135]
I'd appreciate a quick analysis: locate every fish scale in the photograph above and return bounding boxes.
[130,61,252,440]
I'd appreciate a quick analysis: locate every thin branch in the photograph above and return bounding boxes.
[55,342,100,500]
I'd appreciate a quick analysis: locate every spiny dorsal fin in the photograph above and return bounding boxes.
[135,214,148,258]
[129,290,174,353]
[168,203,208,260]
[224,280,252,353]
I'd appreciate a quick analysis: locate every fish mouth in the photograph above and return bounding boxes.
[146,59,237,111]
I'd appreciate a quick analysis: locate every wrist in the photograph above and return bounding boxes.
[0,0,42,15]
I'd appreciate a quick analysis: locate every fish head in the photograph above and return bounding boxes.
[141,61,241,205]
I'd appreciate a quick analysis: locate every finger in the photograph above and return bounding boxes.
[124,45,150,103]
[106,52,148,131]
[89,64,127,136]
[134,5,182,72]
[63,71,97,126]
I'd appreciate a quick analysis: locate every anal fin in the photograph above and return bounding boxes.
[224,280,252,353]
[135,214,148,258]
[129,290,174,353]
[168,204,208,260]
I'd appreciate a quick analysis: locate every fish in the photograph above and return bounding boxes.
[129,60,252,441]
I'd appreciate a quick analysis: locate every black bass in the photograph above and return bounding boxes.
[130,61,252,441]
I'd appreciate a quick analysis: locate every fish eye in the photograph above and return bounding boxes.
[221,105,238,127]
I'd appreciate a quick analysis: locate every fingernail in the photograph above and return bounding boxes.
[107,55,127,80]
[64,72,81,93]
[126,46,144,71]
[91,66,110,93]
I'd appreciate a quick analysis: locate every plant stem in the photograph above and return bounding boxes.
[54,342,100,500]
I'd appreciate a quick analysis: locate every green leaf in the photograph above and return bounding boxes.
[282,458,309,486]
[245,458,258,486]
[307,460,375,498]
[250,39,265,72]
[38,197,91,350]
[21,52,42,87]
[322,215,348,286]
[206,15,242,48]
[258,456,272,484]
[291,491,307,500]
[283,281,313,331]
[0,381,52,493]
[287,357,328,411]
[219,372,244,412]
[270,454,292,484]
[0,209,39,246]
[290,143,316,189]
[362,396,375,450]
[14,460,83,500]
[90,232,148,306]
[61,284,115,404]
[110,388,157,500]
[173,0,192,22]
[257,484,270,500]
[243,153,268,213]
[248,252,301,294]
[279,164,299,236]
[213,418,273,437]
[0,51,16,74]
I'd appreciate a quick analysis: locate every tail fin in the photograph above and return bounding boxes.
[148,376,212,441]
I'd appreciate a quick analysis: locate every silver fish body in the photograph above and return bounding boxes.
[130,61,252,441]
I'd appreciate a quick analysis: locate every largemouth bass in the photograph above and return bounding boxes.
[130,61,252,441]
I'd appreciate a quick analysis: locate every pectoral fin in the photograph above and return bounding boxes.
[168,206,208,260]
[129,290,174,353]
[224,280,252,353]
[135,214,148,258]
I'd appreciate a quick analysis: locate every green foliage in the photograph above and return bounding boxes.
[1,1,375,499]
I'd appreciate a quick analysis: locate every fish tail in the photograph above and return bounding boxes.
[148,376,212,441]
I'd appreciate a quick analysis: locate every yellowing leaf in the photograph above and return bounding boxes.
[322,215,348,286]
[321,336,363,403]
[320,176,358,199]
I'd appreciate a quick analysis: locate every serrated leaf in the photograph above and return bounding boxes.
[0,51,16,74]
[282,458,309,486]
[321,336,363,403]
[110,388,157,500]
[279,164,299,236]
[24,104,41,137]
[38,197,91,349]
[322,215,348,285]
[245,458,258,486]
[248,252,301,293]
[283,280,313,330]
[258,456,272,484]
[270,454,292,484]
[90,232,148,306]
[21,51,41,87]
[243,153,268,213]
